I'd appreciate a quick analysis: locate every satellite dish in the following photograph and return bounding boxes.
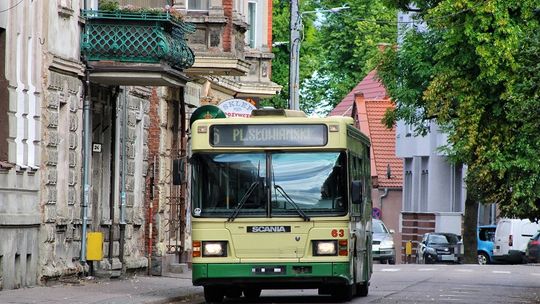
[189,104,227,127]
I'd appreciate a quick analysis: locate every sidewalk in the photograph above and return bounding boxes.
[0,271,203,304]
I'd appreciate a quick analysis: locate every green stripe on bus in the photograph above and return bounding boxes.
[192,262,351,281]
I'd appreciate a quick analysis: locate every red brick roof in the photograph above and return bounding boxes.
[358,98,403,188]
[329,70,402,189]
[329,70,387,117]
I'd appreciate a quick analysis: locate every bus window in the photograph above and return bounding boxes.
[191,153,267,217]
[271,152,347,216]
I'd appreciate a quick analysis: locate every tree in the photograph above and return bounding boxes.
[265,0,397,114]
[303,0,396,113]
[264,0,322,110]
[377,0,540,263]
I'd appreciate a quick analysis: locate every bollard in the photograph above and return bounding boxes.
[405,240,412,264]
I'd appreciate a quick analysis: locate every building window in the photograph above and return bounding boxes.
[0,29,8,161]
[420,157,429,211]
[403,158,413,211]
[451,164,463,212]
[188,0,209,11]
[247,2,257,48]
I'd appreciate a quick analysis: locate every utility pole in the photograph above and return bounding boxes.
[288,3,349,111]
[289,0,301,110]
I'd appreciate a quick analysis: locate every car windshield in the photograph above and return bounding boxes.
[428,234,459,245]
[373,221,389,233]
[191,152,347,218]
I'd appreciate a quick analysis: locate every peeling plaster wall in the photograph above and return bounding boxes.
[40,70,83,280]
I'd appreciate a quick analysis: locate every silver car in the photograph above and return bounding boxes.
[372,219,396,264]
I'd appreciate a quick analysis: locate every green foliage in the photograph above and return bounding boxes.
[97,0,185,21]
[98,0,119,11]
[264,0,322,111]
[307,0,397,113]
[377,0,540,221]
[265,0,397,114]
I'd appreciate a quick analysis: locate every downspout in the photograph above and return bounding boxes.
[81,68,91,266]
[379,187,389,219]
[119,90,127,263]
[108,87,119,264]
[147,156,156,275]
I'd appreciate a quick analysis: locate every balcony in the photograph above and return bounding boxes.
[183,13,251,77]
[81,10,195,86]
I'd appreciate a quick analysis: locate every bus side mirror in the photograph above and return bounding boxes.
[351,180,363,205]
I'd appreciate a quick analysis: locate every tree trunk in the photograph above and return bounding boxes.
[462,195,478,264]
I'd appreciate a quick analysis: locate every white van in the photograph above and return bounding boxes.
[493,218,540,263]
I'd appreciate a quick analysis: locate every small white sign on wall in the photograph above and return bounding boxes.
[218,99,257,118]
[92,143,102,153]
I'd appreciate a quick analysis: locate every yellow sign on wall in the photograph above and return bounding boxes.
[86,232,104,261]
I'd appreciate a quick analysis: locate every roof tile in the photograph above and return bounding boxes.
[329,70,402,188]
[329,70,387,117]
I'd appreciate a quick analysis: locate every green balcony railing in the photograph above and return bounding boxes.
[81,10,195,70]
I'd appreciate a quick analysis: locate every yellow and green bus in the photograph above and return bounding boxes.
[190,108,372,303]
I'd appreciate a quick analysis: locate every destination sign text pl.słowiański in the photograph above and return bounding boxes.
[210,124,328,147]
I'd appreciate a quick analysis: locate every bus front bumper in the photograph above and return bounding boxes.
[192,262,352,288]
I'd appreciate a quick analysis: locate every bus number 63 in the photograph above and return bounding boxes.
[331,229,345,238]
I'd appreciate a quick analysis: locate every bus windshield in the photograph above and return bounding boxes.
[191,152,347,218]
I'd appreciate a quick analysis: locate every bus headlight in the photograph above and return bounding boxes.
[313,240,337,256]
[202,241,227,257]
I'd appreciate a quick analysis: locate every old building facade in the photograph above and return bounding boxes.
[0,0,278,290]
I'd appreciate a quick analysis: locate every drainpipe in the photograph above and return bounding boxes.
[120,91,127,225]
[81,69,91,265]
[379,187,389,219]
[108,88,119,264]
[119,90,127,263]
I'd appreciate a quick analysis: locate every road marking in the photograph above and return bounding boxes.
[455,269,473,272]
[492,271,511,274]
[418,268,436,271]
[380,268,401,272]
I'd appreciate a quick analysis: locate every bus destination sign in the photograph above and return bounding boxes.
[210,124,328,147]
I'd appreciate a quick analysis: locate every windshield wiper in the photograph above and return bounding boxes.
[227,181,260,222]
[274,185,310,221]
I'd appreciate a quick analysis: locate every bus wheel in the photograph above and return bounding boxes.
[331,284,353,302]
[204,286,225,303]
[356,282,369,297]
[243,288,262,299]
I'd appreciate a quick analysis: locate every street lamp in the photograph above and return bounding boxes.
[288,2,349,110]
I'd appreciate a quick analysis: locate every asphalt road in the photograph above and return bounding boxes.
[188,263,540,304]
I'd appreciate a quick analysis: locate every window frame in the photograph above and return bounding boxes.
[187,0,210,11]
[247,1,257,48]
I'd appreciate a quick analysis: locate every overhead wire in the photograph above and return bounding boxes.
[0,0,24,13]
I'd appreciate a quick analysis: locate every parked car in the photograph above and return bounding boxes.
[525,231,540,263]
[372,219,396,264]
[477,225,496,265]
[493,218,540,263]
[417,232,463,264]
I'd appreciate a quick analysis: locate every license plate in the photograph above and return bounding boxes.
[252,266,286,275]
[441,254,455,261]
